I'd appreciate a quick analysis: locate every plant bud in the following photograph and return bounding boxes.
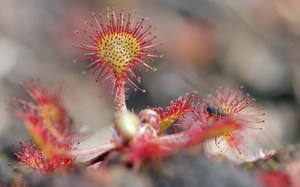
[139,109,161,130]
[114,112,139,142]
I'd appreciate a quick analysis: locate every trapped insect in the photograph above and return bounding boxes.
[206,105,225,118]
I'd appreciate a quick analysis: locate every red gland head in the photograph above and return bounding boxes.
[74,7,163,93]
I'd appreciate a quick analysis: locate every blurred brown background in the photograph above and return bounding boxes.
[0,0,299,153]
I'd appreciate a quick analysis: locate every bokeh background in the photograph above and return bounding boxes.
[0,0,299,161]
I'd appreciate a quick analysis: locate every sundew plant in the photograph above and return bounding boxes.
[4,7,296,187]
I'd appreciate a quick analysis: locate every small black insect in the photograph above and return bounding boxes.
[206,105,225,117]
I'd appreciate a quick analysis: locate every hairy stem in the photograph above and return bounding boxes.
[158,132,189,147]
[115,81,127,113]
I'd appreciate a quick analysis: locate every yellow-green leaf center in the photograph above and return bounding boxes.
[97,32,141,74]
